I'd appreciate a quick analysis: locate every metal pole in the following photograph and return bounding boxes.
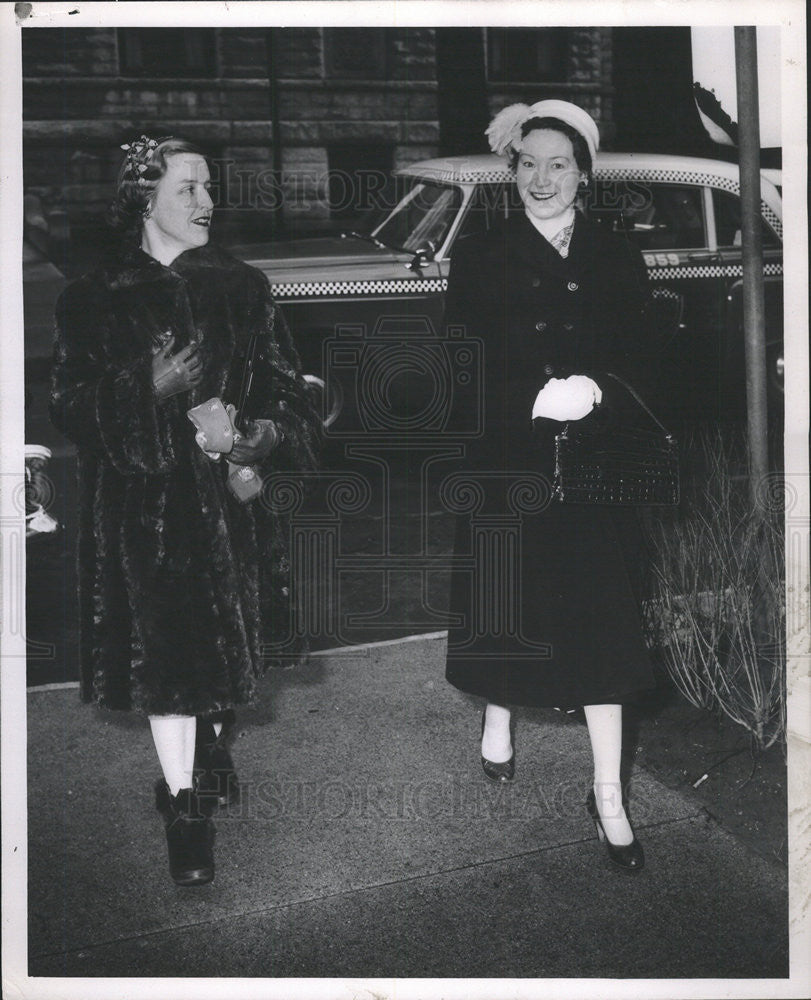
[734,26,769,503]
[266,28,285,238]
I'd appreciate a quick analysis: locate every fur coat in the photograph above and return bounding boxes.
[50,242,320,715]
[444,211,659,708]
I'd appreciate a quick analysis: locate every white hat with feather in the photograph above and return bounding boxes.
[486,100,600,161]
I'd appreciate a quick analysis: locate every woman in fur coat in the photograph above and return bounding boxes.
[50,136,320,886]
[445,101,660,871]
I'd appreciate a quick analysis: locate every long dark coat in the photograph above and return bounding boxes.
[50,243,320,716]
[444,210,659,708]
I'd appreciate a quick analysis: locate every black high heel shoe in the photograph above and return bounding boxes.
[480,708,515,782]
[586,789,645,871]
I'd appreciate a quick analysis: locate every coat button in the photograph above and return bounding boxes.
[563,321,574,331]
[535,320,547,332]
[543,364,554,375]
[567,281,579,291]
[532,278,541,287]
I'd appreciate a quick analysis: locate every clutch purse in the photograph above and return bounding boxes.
[553,373,679,506]
[235,333,272,429]
[187,398,263,504]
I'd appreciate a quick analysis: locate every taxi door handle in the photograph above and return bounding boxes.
[687,251,720,261]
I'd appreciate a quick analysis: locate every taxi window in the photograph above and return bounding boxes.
[712,189,781,248]
[587,182,706,250]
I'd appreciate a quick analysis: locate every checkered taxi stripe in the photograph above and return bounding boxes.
[270,262,782,299]
[270,277,447,299]
[417,166,513,184]
[648,261,783,281]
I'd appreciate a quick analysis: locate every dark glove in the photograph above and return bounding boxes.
[151,335,203,399]
[228,417,282,466]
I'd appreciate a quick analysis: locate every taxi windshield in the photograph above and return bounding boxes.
[369,177,462,253]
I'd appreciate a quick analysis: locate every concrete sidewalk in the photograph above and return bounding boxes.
[27,633,788,979]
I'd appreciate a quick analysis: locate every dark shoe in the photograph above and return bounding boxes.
[155,780,215,886]
[195,712,240,810]
[586,789,645,871]
[480,708,515,782]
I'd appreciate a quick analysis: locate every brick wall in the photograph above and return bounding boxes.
[277,29,439,223]
[22,26,614,234]
[22,28,275,229]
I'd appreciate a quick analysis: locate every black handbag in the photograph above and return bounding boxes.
[235,335,342,432]
[553,373,680,506]
[234,333,304,429]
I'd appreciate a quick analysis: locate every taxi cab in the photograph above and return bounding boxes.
[233,152,783,425]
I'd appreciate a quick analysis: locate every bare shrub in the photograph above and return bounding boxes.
[643,429,785,749]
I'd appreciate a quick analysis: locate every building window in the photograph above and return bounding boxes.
[487,28,569,83]
[327,143,393,222]
[118,28,217,77]
[324,28,386,79]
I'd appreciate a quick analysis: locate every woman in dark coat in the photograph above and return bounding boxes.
[445,101,657,870]
[50,136,320,885]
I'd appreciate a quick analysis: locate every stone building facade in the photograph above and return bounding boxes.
[22,26,615,237]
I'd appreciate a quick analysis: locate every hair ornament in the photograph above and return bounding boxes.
[120,135,160,181]
[485,103,531,156]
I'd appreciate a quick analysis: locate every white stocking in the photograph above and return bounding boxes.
[481,703,512,763]
[149,715,197,796]
[583,703,634,846]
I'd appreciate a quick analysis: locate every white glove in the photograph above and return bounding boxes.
[531,375,603,421]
